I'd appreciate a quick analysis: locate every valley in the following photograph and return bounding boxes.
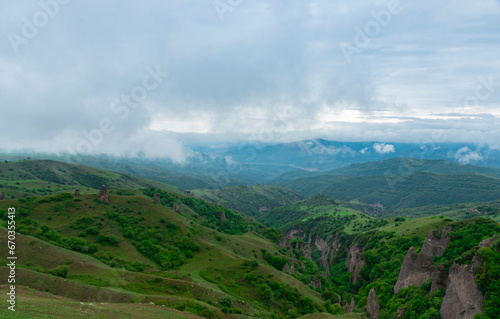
[0,157,499,318]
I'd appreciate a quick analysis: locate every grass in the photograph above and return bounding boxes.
[0,286,204,319]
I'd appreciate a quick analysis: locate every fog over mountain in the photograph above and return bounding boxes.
[1,0,500,163]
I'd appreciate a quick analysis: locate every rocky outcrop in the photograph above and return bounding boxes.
[283,263,291,274]
[394,246,434,293]
[310,276,321,290]
[397,306,406,318]
[345,244,365,284]
[0,192,5,200]
[367,288,380,319]
[220,210,226,222]
[478,235,496,248]
[430,266,447,295]
[440,264,484,319]
[258,207,269,213]
[98,185,110,205]
[172,204,180,213]
[422,226,452,257]
[348,298,356,312]
[74,189,80,197]
[153,193,161,204]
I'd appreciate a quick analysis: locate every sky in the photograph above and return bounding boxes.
[1,0,500,162]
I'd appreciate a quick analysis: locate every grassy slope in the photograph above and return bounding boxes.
[0,286,204,319]
[259,195,374,233]
[192,184,303,217]
[285,171,500,210]
[384,200,500,222]
[0,160,181,200]
[0,189,323,318]
[275,157,500,184]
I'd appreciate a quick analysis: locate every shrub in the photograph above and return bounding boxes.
[219,296,232,308]
[49,265,69,278]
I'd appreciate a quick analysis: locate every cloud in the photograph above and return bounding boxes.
[453,146,484,164]
[373,143,395,154]
[359,147,369,154]
[1,0,500,155]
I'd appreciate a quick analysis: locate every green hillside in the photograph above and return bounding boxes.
[258,195,374,233]
[2,159,500,318]
[284,172,500,211]
[383,200,500,222]
[0,162,329,318]
[192,184,303,217]
[275,157,500,184]
[0,160,181,199]
[259,195,500,318]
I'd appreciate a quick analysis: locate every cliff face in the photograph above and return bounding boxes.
[394,246,434,293]
[421,226,452,257]
[345,244,365,284]
[440,264,484,319]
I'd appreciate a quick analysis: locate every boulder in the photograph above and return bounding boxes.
[367,288,380,319]
[98,185,110,205]
[220,210,226,222]
[440,264,484,319]
[0,192,5,200]
[74,189,80,197]
[172,204,180,213]
[394,246,434,293]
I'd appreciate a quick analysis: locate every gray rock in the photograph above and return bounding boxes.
[440,264,484,319]
[345,244,365,284]
[153,193,161,204]
[422,226,452,257]
[394,246,434,293]
[367,288,380,319]
[98,185,110,205]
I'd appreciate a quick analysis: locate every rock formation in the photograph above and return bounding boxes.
[74,189,80,197]
[345,244,365,284]
[153,193,161,204]
[348,298,356,312]
[440,264,484,319]
[430,267,447,295]
[421,226,452,257]
[220,210,226,222]
[310,276,322,290]
[397,306,406,318]
[172,204,180,213]
[0,192,5,200]
[98,185,110,205]
[258,207,269,213]
[283,263,291,274]
[367,288,380,319]
[394,246,434,293]
[478,235,496,248]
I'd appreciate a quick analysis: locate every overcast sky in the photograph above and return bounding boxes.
[1,0,500,161]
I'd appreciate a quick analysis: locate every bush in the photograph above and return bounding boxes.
[219,296,232,308]
[49,265,69,278]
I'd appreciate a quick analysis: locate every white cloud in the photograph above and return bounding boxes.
[453,146,484,164]
[373,143,395,154]
[1,0,500,154]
